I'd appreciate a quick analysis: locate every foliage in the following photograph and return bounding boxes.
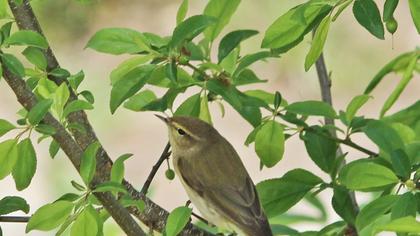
[0,0,419,235]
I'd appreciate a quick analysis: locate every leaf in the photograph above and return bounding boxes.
[374,216,420,234]
[27,99,53,125]
[12,138,37,191]
[261,2,332,50]
[0,0,9,19]
[380,54,418,117]
[338,161,399,190]
[50,68,70,78]
[63,100,94,117]
[174,93,201,117]
[364,52,414,94]
[53,83,70,119]
[176,0,189,25]
[217,29,258,62]
[169,15,217,49]
[0,139,18,180]
[256,169,323,217]
[110,55,154,85]
[70,208,98,236]
[111,153,132,184]
[0,53,25,77]
[233,69,266,86]
[26,201,74,232]
[304,15,331,71]
[233,51,273,77]
[123,89,157,112]
[244,89,275,106]
[0,196,29,215]
[93,181,128,194]
[409,0,420,34]
[303,126,337,173]
[80,142,100,185]
[165,206,192,236]
[363,120,404,154]
[345,94,371,122]
[4,30,48,49]
[255,120,284,167]
[355,194,398,231]
[383,0,399,22]
[285,100,336,118]
[203,0,241,41]
[110,65,154,114]
[165,61,178,83]
[390,149,411,180]
[86,28,151,55]
[352,0,384,39]
[391,192,416,220]
[382,100,420,128]
[199,92,212,124]
[68,70,85,90]
[0,119,16,137]
[49,139,60,159]
[22,47,47,70]
[332,186,357,225]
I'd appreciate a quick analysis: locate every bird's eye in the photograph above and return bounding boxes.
[177,128,186,136]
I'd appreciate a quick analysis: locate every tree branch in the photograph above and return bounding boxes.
[141,142,171,195]
[6,1,213,235]
[0,216,30,223]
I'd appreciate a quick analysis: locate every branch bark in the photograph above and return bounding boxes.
[6,1,213,235]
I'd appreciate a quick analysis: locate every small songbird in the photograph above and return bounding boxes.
[156,115,273,236]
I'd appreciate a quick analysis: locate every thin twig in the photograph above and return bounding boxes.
[338,138,377,157]
[0,216,30,223]
[141,142,171,195]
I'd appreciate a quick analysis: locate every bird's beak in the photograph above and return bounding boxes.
[155,114,169,124]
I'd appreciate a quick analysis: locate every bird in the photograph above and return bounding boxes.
[156,115,273,236]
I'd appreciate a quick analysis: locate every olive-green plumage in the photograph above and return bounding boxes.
[158,115,272,236]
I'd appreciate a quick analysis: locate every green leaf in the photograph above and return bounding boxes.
[27,99,53,125]
[0,53,25,77]
[255,120,284,167]
[390,149,411,180]
[26,201,74,233]
[63,100,94,117]
[219,47,239,74]
[71,180,86,192]
[199,92,212,124]
[49,139,60,159]
[303,126,337,173]
[203,0,241,41]
[0,0,9,19]
[352,0,384,39]
[110,55,154,85]
[338,161,399,190]
[345,94,371,122]
[165,60,178,83]
[382,100,420,128]
[380,54,418,117]
[0,139,18,180]
[0,119,16,137]
[80,90,94,104]
[364,52,414,94]
[383,0,399,22]
[391,192,416,220]
[374,216,420,234]
[80,142,100,185]
[4,30,48,49]
[12,138,37,191]
[363,120,404,154]
[169,15,217,49]
[244,89,275,106]
[111,153,132,184]
[257,169,323,217]
[165,206,192,236]
[68,70,85,90]
[53,83,70,119]
[174,93,201,117]
[332,186,357,225]
[285,100,336,118]
[233,69,266,86]
[119,196,145,212]
[124,89,157,112]
[262,2,332,50]
[176,0,189,25]
[49,68,70,78]
[22,47,47,70]
[93,181,128,194]
[110,65,154,114]
[305,15,331,71]
[86,28,151,55]
[0,196,29,215]
[409,0,420,34]
[355,194,398,231]
[233,51,273,77]
[70,208,98,236]
[218,30,258,62]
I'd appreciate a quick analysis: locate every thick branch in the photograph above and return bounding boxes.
[6,1,212,235]
[0,216,30,223]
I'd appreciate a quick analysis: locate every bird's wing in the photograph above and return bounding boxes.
[177,138,271,235]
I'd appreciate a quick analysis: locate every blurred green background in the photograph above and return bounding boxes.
[0,0,419,235]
